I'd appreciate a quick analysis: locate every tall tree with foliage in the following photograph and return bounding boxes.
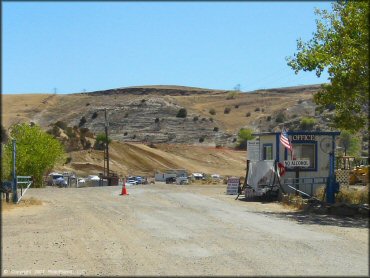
[338,130,361,157]
[2,123,65,187]
[287,1,369,132]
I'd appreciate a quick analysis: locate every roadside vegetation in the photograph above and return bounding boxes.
[2,123,65,187]
[287,1,368,132]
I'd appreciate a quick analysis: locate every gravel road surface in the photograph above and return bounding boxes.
[2,183,368,276]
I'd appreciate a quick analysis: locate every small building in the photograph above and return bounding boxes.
[249,131,340,196]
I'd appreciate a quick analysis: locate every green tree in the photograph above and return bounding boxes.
[94,133,112,150]
[2,123,65,187]
[287,1,369,132]
[338,130,361,156]
[236,128,254,149]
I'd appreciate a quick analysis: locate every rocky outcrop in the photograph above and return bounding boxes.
[82,97,235,146]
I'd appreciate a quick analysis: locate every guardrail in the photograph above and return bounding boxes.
[16,176,33,204]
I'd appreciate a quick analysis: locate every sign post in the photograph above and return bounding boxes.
[12,140,18,203]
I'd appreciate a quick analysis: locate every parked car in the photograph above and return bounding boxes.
[86,175,100,181]
[165,177,176,184]
[47,173,64,186]
[127,177,138,185]
[126,180,138,186]
[134,176,143,184]
[55,176,68,187]
[176,176,189,185]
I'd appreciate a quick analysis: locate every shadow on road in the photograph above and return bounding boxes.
[237,197,369,228]
[256,210,369,228]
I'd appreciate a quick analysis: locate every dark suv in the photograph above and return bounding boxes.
[165,177,176,184]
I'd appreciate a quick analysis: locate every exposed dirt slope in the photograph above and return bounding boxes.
[61,142,246,177]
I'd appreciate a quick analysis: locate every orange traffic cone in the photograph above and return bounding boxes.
[120,179,129,196]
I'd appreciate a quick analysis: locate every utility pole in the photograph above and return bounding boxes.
[104,109,110,184]
[12,140,18,203]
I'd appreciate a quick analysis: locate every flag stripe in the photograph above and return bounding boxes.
[280,129,293,150]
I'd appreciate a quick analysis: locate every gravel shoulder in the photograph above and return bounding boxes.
[2,183,369,276]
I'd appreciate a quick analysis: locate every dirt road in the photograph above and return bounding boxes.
[2,184,368,276]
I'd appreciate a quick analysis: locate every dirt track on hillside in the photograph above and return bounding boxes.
[2,184,369,276]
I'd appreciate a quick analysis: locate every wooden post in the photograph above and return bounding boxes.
[295,167,300,195]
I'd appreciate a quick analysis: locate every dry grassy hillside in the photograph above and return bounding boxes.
[2,84,323,177]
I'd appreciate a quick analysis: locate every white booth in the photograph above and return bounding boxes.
[247,131,340,196]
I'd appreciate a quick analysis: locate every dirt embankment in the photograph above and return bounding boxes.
[63,142,246,178]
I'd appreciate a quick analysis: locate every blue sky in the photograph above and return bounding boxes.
[3,1,332,94]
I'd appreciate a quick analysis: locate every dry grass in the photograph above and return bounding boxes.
[315,185,369,205]
[281,194,308,210]
[1,197,42,212]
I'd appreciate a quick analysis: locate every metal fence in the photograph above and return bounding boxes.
[283,177,327,197]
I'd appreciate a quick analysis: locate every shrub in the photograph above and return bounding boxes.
[141,99,146,103]
[255,107,260,112]
[246,112,251,117]
[199,137,205,143]
[55,121,67,130]
[65,157,72,164]
[155,118,160,123]
[124,132,128,136]
[224,107,231,114]
[201,118,207,122]
[209,117,213,122]
[176,108,187,118]
[86,103,90,106]
[84,140,91,150]
[91,112,98,119]
[193,116,199,122]
[234,104,239,109]
[300,117,316,130]
[132,134,136,139]
[66,127,76,138]
[213,127,219,132]
[266,116,271,121]
[226,91,237,100]
[79,116,87,127]
[315,106,325,115]
[275,112,286,123]
[209,108,216,115]
[94,133,111,150]
[325,103,336,111]
[124,113,129,118]
[80,127,89,134]
[47,125,61,137]
[261,108,265,112]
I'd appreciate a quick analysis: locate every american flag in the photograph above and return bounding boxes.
[280,128,293,151]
